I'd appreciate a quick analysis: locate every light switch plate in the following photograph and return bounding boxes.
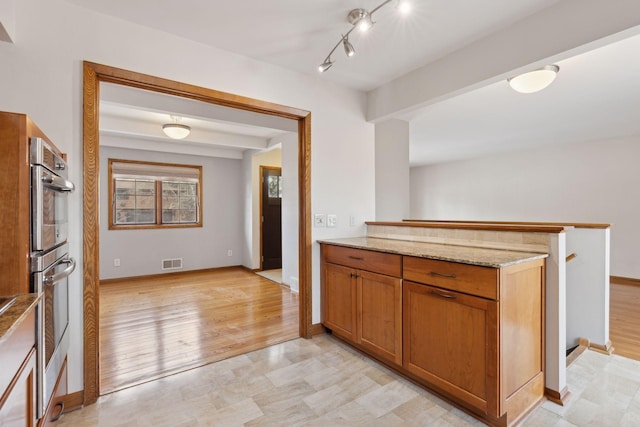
[314,213,326,227]
[327,214,337,228]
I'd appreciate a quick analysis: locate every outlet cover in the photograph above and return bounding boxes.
[314,213,326,227]
[327,214,337,228]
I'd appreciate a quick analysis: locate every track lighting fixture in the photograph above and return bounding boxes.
[318,0,411,73]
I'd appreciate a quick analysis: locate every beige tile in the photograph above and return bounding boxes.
[355,378,420,418]
[59,335,640,427]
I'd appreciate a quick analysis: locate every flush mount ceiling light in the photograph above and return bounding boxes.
[508,65,560,94]
[162,116,191,139]
[318,0,411,73]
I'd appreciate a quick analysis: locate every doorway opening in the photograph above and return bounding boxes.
[83,61,312,405]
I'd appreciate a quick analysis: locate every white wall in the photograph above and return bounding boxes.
[277,134,300,291]
[99,146,243,279]
[410,135,640,278]
[375,119,410,221]
[0,0,374,393]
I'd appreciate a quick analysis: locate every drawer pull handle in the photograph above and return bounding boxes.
[348,256,364,261]
[50,401,65,422]
[430,271,457,279]
[430,290,456,299]
[350,273,360,279]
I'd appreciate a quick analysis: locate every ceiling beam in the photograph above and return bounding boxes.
[100,114,270,150]
[100,134,244,160]
[367,0,640,122]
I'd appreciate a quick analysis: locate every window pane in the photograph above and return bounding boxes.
[180,196,197,210]
[115,209,135,224]
[115,195,134,209]
[180,210,197,223]
[162,209,179,223]
[268,176,280,198]
[163,196,180,209]
[135,209,156,223]
[136,180,155,195]
[137,195,155,209]
[162,182,179,197]
[180,183,196,196]
[115,180,136,195]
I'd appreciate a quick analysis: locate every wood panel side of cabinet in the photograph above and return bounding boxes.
[0,112,30,295]
[357,270,402,365]
[500,259,545,416]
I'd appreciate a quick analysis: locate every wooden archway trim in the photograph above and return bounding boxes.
[82,61,312,405]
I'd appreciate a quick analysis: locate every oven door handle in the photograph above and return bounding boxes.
[44,258,76,285]
[42,174,75,192]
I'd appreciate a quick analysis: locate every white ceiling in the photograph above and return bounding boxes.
[65,0,560,91]
[69,0,640,165]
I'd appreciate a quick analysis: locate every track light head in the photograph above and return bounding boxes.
[342,36,355,57]
[318,58,334,73]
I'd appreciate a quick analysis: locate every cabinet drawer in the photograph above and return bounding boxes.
[403,257,498,300]
[323,245,402,277]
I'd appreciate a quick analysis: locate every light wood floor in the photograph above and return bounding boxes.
[610,283,640,360]
[99,267,299,394]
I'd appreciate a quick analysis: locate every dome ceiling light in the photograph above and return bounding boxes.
[162,116,191,139]
[508,65,560,94]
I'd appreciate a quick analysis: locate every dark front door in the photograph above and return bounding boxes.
[261,167,282,270]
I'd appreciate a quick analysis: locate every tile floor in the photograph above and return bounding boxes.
[59,334,640,426]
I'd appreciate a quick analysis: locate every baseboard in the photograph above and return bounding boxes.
[611,275,640,287]
[544,386,571,406]
[579,337,614,355]
[100,266,247,285]
[308,323,327,337]
[62,390,84,413]
[566,345,588,367]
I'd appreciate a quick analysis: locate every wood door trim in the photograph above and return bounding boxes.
[259,165,282,271]
[83,61,312,406]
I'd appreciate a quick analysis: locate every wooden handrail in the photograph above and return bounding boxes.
[366,221,566,234]
[403,219,611,229]
[566,253,577,262]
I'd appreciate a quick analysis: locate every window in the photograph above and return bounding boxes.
[109,159,202,229]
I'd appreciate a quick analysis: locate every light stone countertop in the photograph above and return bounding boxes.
[0,293,40,346]
[318,237,548,268]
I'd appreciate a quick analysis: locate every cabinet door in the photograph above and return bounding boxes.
[0,348,37,427]
[357,270,402,365]
[403,281,498,415]
[322,262,357,341]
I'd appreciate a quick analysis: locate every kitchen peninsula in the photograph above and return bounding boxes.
[320,233,546,426]
[320,219,610,425]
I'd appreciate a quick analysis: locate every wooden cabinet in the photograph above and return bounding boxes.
[0,307,37,427]
[321,245,403,365]
[0,112,60,296]
[403,256,545,425]
[404,281,498,414]
[321,242,545,426]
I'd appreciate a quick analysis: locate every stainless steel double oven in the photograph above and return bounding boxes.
[30,137,76,418]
